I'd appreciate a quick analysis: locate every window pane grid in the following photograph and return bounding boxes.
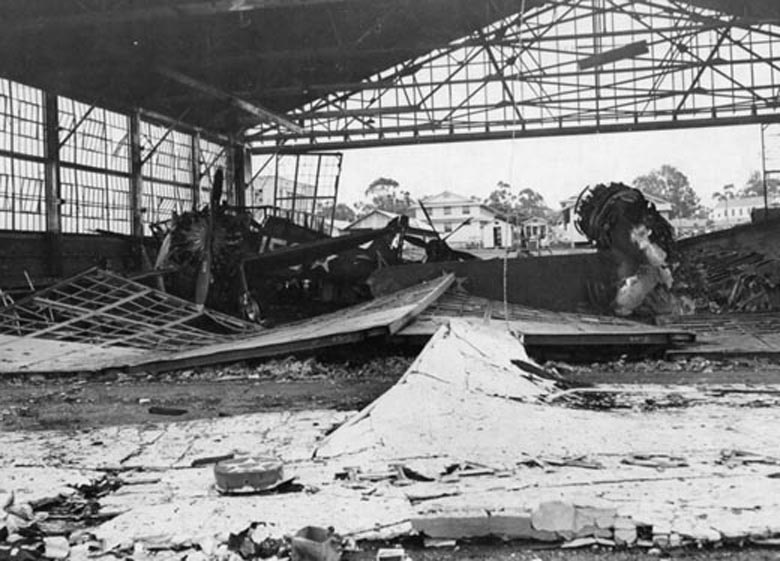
[142,179,193,230]
[0,156,45,231]
[60,98,130,173]
[61,168,131,234]
[0,79,44,158]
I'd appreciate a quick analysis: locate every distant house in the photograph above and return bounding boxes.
[709,195,780,226]
[519,216,551,248]
[555,189,674,245]
[669,217,708,239]
[344,209,435,235]
[330,219,353,236]
[408,191,513,249]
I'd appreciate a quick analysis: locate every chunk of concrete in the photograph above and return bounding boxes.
[561,537,597,549]
[44,536,70,560]
[488,515,534,539]
[613,517,637,546]
[412,514,558,542]
[574,506,617,536]
[531,501,576,536]
[411,516,490,539]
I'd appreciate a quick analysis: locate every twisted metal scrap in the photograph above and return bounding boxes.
[575,182,675,255]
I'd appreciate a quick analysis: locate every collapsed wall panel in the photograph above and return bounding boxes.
[0,269,454,374]
[399,289,694,349]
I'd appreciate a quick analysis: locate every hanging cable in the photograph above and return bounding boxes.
[503,0,527,333]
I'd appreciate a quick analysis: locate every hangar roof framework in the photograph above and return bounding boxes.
[1,0,780,237]
[1,0,779,152]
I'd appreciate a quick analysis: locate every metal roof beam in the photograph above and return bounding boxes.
[156,66,304,134]
[0,0,353,31]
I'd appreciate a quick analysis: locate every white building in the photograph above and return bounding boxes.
[709,195,780,226]
[520,216,551,248]
[408,191,513,249]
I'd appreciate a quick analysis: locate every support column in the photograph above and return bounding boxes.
[191,131,201,208]
[129,110,144,238]
[232,143,249,208]
[43,92,63,277]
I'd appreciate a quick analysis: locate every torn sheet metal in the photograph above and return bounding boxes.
[398,290,695,348]
[316,319,561,460]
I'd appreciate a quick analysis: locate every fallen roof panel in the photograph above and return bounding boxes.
[130,273,455,373]
[0,271,454,375]
[397,290,695,348]
[662,312,780,358]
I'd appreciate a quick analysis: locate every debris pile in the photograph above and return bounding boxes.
[675,246,780,313]
[575,182,677,316]
[1,477,119,561]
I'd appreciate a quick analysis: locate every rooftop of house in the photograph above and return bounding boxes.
[710,195,780,210]
[411,190,510,221]
[345,208,434,233]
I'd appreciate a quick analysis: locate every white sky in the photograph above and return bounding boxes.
[338,124,763,210]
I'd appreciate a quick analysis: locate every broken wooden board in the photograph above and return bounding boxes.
[661,312,780,358]
[132,273,454,373]
[397,290,694,349]
[0,334,146,374]
[0,272,454,375]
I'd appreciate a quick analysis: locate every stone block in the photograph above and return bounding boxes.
[411,516,490,539]
[531,501,575,534]
[488,515,534,539]
[574,506,617,534]
[613,517,637,546]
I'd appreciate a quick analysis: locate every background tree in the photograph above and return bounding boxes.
[484,181,516,216]
[632,164,700,219]
[320,202,357,222]
[712,183,736,223]
[484,181,551,222]
[359,177,413,216]
[740,170,780,197]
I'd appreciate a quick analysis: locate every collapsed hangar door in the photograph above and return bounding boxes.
[249,153,342,236]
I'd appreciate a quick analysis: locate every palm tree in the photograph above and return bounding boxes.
[712,183,735,225]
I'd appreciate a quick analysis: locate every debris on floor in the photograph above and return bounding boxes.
[3,217,780,560]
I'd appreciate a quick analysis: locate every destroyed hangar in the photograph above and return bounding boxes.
[2,1,780,560]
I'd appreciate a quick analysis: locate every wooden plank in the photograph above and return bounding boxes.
[0,334,146,374]
[126,274,455,373]
[663,312,780,358]
[397,290,695,349]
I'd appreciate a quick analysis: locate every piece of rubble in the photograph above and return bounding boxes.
[621,454,688,469]
[214,457,287,495]
[148,406,188,416]
[423,538,456,548]
[612,517,637,546]
[531,501,576,539]
[376,548,407,561]
[561,537,598,549]
[290,527,341,561]
[43,537,70,560]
